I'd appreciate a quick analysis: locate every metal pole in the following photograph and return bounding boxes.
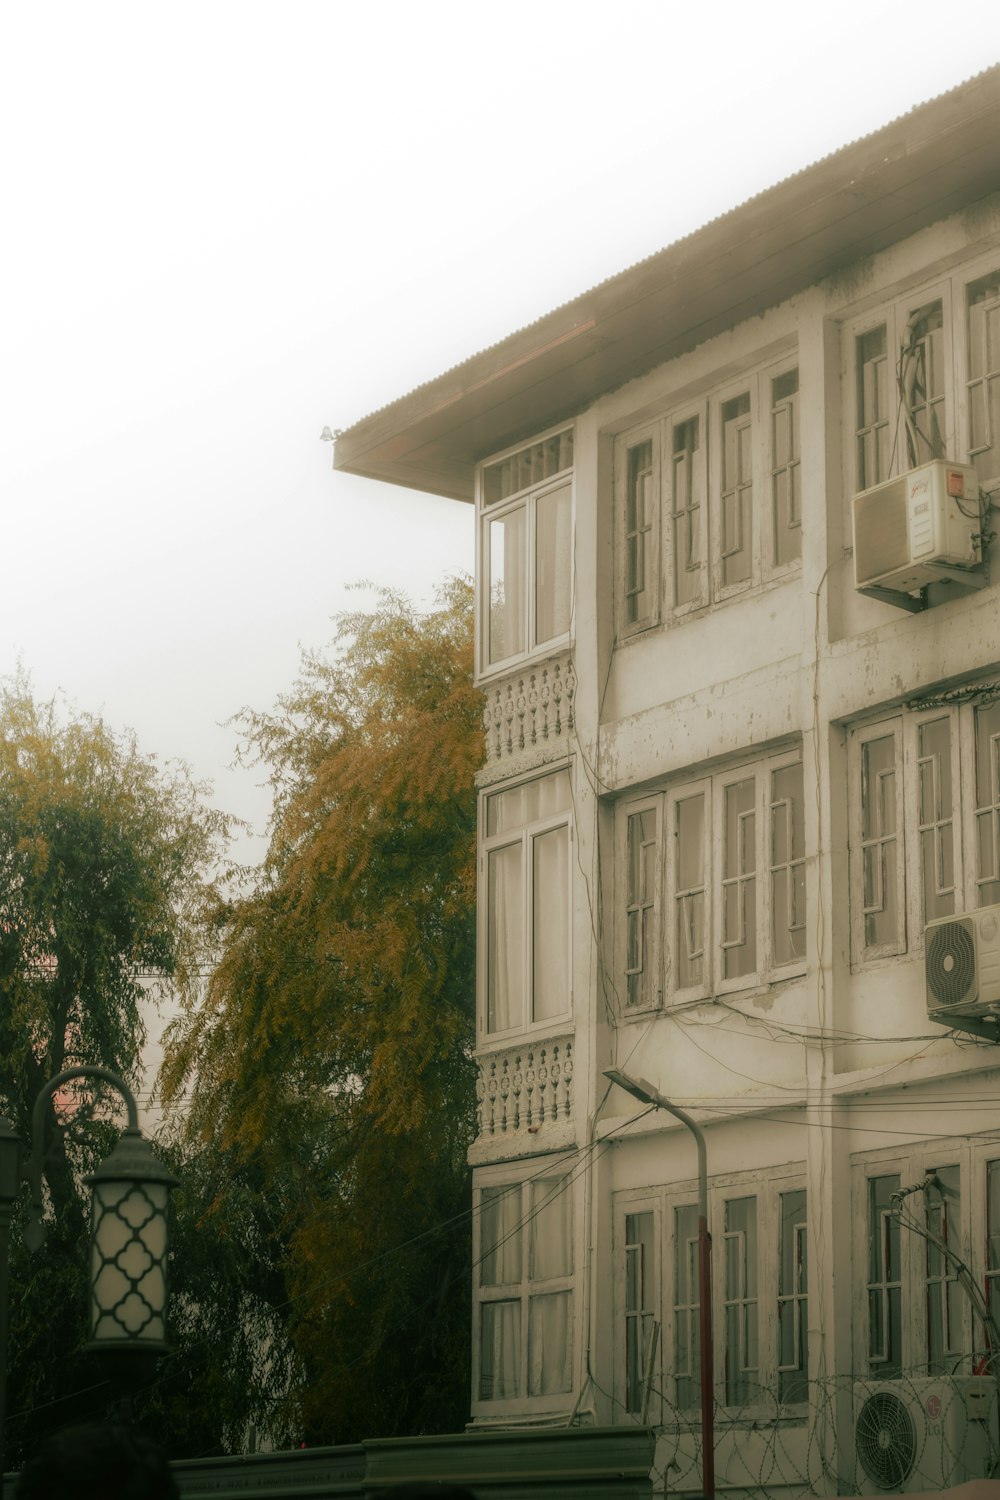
[643,1089,714,1500]
[604,1071,714,1500]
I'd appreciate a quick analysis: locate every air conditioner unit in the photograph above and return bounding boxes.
[925,904,1000,1022]
[853,459,982,594]
[853,1377,995,1493]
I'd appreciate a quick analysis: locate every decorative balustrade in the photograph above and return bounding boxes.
[475,1036,574,1141]
[481,652,576,765]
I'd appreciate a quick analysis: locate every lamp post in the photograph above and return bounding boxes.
[0,1067,178,1479]
[605,1067,715,1500]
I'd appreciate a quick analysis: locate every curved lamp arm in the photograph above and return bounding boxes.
[25,1066,139,1251]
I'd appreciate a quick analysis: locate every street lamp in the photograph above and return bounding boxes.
[0,1066,178,1477]
[604,1067,715,1500]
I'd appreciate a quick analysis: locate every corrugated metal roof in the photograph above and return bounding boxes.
[334,65,1000,502]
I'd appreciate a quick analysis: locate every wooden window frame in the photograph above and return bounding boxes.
[848,697,1000,970]
[476,423,574,680]
[613,354,801,639]
[473,1161,577,1418]
[478,765,574,1043]
[615,1165,807,1423]
[853,1143,975,1380]
[619,795,662,1014]
[615,424,661,637]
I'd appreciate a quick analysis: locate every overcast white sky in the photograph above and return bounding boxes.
[1,2,995,867]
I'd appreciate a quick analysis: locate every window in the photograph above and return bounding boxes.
[777,1188,808,1403]
[624,1211,657,1416]
[482,769,572,1036]
[476,1172,574,1408]
[856,1148,973,1378]
[616,1169,807,1420]
[618,748,805,1009]
[479,427,573,674]
[848,694,1000,966]
[615,355,799,633]
[845,255,1000,503]
[623,799,660,1010]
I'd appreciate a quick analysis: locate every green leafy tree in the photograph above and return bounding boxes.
[0,676,231,1463]
[162,579,481,1444]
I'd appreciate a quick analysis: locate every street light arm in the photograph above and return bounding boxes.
[25,1067,139,1250]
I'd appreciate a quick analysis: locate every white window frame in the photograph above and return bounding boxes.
[848,695,1000,969]
[617,747,806,1011]
[613,352,801,637]
[614,1164,808,1423]
[618,795,663,1014]
[476,424,574,679]
[672,747,806,1002]
[478,765,574,1042]
[842,250,1000,534]
[615,423,661,637]
[852,1142,976,1380]
[613,1192,663,1420]
[472,1159,576,1418]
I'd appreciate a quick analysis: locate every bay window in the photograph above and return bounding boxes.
[476,1172,574,1408]
[479,428,573,674]
[483,769,572,1037]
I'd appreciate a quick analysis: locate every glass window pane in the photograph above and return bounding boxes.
[480,1300,521,1399]
[901,300,946,465]
[721,394,752,588]
[625,442,654,626]
[975,702,1000,907]
[867,1174,901,1376]
[533,826,569,1021]
[860,734,899,950]
[771,762,805,966]
[857,325,890,489]
[723,1195,758,1405]
[672,417,704,606]
[481,1185,522,1286]
[625,1211,655,1416]
[675,793,705,989]
[528,1290,572,1394]
[535,482,572,646]
[967,273,1000,489]
[917,718,955,923]
[487,508,526,665]
[488,843,523,1033]
[723,778,756,979]
[673,1202,700,1410]
[778,1189,807,1404]
[626,809,658,1007]
[771,369,801,567]
[529,1177,573,1281]
[487,770,572,835]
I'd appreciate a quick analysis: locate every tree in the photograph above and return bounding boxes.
[0,675,231,1463]
[162,579,481,1444]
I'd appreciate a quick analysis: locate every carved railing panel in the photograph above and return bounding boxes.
[482,652,576,764]
[475,1036,574,1141]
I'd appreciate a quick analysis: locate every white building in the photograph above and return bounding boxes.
[335,68,1000,1495]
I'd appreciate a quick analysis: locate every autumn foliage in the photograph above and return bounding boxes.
[162,580,482,1442]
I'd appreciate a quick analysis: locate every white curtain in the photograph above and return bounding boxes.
[535,482,571,645]
[481,1301,521,1400]
[527,1176,573,1396]
[489,509,526,665]
[488,843,522,1033]
[532,825,569,1022]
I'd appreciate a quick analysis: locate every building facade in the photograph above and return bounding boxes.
[336,68,1000,1494]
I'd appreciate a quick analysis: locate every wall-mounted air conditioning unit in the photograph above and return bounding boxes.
[853,459,982,595]
[925,904,1000,1023]
[853,1377,994,1493]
